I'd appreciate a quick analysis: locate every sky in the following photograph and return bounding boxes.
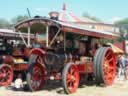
[0,0,128,23]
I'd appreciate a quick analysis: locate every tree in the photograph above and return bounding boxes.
[115,18,128,25]
[89,16,101,22]
[82,12,101,22]
[0,18,11,29]
[11,15,29,24]
[82,12,90,18]
[115,18,128,41]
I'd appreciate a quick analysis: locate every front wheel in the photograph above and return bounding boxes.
[0,64,13,86]
[27,54,47,91]
[62,63,80,94]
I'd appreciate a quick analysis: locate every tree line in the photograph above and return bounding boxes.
[0,15,29,29]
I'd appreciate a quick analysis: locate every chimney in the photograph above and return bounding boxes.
[49,11,59,20]
[63,3,66,11]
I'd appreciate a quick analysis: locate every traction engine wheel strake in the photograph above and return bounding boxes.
[0,64,13,86]
[94,47,116,85]
[62,63,80,94]
[27,55,47,91]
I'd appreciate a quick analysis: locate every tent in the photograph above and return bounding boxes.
[107,43,124,54]
[58,3,97,23]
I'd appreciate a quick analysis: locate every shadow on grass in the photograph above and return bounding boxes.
[9,80,67,95]
[5,78,105,95]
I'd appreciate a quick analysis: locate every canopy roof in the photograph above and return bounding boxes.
[59,11,97,23]
[15,17,119,39]
[0,28,34,39]
[107,43,124,54]
[58,3,97,23]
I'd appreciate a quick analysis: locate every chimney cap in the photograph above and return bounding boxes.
[63,3,66,11]
[49,11,59,18]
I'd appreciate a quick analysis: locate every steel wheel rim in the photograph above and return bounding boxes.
[30,56,46,90]
[102,49,116,85]
[0,65,13,86]
[66,65,79,93]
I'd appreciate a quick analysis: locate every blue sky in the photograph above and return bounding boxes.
[1,0,128,22]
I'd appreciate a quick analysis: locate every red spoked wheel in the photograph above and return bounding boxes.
[62,63,80,94]
[0,64,13,86]
[27,54,47,91]
[94,47,116,85]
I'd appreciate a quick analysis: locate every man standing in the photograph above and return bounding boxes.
[118,54,126,80]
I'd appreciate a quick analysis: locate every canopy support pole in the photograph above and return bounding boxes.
[27,26,31,47]
[64,31,66,51]
[19,31,28,47]
[46,26,49,47]
[49,28,61,47]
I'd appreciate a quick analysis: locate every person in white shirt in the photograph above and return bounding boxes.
[14,74,23,91]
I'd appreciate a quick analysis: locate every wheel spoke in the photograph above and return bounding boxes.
[105,52,111,59]
[67,74,72,81]
[69,67,73,74]
[106,72,113,79]
[105,57,113,63]
[109,66,114,71]
[37,56,43,65]
[1,69,5,73]
[0,74,3,78]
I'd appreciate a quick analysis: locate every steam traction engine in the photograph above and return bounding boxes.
[0,38,30,86]
[15,17,118,94]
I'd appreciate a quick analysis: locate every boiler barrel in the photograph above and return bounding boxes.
[43,52,72,66]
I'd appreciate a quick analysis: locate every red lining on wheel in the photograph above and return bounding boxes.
[30,56,46,91]
[66,65,79,93]
[0,65,13,86]
[102,49,116,85]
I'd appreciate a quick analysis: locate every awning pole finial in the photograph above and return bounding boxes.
[63,3,66,11]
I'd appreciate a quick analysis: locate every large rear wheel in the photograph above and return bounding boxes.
[0,64,13,86]
[94,47,116,85]
[62,63,80,94]
[27,54,47,91]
